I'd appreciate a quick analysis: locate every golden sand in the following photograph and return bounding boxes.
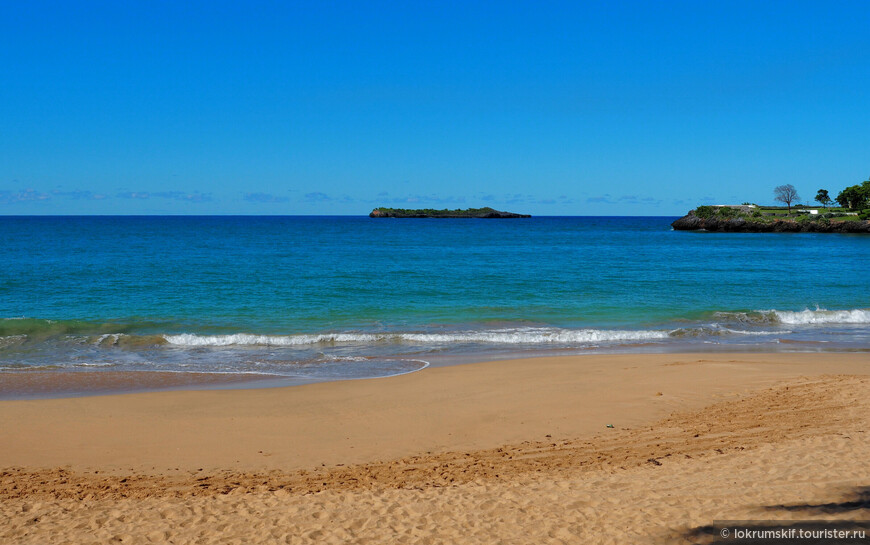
[1,353,868,544]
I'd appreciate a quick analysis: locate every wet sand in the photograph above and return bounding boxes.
[0,370,283,400]
[1,352,869,544]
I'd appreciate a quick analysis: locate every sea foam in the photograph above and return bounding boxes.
[768,308,870,325]
[164,328,672,347]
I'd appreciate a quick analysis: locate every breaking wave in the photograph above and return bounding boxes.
[768,308,870,325]
[164,328,672,347]
[4,307,865,353]
[163,325,788,348]
[716,308,870,326]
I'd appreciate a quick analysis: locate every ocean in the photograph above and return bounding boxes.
[1,216,868,395]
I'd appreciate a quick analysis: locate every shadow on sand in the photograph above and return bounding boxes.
[673,486,870,544]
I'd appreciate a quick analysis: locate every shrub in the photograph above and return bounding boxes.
[694,206,716,219]
[859,209,870,221]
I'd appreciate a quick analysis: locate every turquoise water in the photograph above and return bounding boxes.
[1,216,868,382]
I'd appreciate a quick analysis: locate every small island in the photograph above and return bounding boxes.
[370,207,531,218]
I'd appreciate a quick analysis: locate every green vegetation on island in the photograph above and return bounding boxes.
[673,177,870,233]
[369,207,531,218]
[834,179,870,210]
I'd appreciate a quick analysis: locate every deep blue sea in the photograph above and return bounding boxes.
[1,216,868,385]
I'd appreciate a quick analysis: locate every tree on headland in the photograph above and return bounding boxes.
[773,184,800,214]
[814,189,832,208]
[835,179,870,210]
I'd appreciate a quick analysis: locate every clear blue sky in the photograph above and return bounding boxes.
[2,1,868,215]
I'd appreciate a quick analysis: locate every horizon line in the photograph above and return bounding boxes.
[0,213,684,218]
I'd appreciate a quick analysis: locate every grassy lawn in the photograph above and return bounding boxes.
[695,205,864,223]
[754,207,859,221]
[757,207,849,215]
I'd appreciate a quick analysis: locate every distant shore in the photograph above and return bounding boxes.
[369,206,531,218]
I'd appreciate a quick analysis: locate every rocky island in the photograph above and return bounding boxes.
[370,207,531,218]
[672,205,870,233]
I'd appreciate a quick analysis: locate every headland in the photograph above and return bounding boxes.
[672,205,870,232]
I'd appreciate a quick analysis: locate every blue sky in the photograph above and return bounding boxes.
[2,1,868,215]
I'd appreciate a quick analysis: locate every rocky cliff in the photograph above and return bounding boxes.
[671,213,870,233]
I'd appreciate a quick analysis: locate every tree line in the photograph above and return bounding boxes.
[773,177,870,213]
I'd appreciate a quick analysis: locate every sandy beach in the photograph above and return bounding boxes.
[7,2,870,543]
[2,352,869,544]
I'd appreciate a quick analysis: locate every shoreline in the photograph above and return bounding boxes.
[1,343,868,401]
[0,370,293,401]
[2,351,868,473]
